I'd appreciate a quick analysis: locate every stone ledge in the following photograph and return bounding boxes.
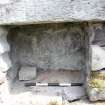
[0,0,105,25]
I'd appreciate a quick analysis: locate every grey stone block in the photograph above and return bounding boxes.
[19,66,37,81]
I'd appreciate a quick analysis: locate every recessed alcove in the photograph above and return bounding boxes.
[6,23,89,101]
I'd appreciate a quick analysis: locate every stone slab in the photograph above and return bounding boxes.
[0,0,105,24]
[19,66,37,81]
[12,80,85,101]
[32,86,85,101]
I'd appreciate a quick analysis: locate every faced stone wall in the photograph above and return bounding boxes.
[87,23,105,101]
[8,23,86,71]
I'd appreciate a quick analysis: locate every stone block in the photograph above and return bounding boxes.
[0,0,105,24]
[0,53,12,72]
[88,70,105,101]
[91,45,105,71]
[19,66,37,81]
[90,23,105,71]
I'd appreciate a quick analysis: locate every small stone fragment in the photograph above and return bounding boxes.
[19,66,37,81]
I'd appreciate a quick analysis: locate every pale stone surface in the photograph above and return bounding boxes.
[13,80,85,101]
[8,24,86,70]
[0,0,105,24]
[63,87,85,101]
[88,23,105,101]
[19,66,37,80]
[89,23,105,70]
[0,80,63,105]
[0,53,11,72]
[91,45,105,71]
[88,88,105,101]
[0,71,6,84]
[0,35,10,54]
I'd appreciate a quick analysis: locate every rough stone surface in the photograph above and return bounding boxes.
[63,86,85,101]
[90,23,105,71]
[91,45,105,71]
[0,53,12,72]
[0,27,8,37]
[0,71,6,84]
[0,0,105,24]
[0,35,10,54]
[88,23,105,101]
[19,66,37,80]
[8,24,86,70]
[88,70,105,101]
[34,70,84,83]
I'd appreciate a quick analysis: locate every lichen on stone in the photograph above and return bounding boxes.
[89,71,105,89]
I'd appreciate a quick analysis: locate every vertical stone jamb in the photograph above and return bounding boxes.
[0,26,11,84]
[87,23,105,101]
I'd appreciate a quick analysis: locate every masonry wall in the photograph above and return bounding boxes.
[0,23,105,105]
[8,23,86,71]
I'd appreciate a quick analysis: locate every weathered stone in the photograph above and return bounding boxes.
[0,27,8,37]
[0,71,6,84]
[0,53,11,72]
[88,70,105,101]
[88,23,105,101]
[63,87,85,101]
[35,70,84,83]
[19,66,37,80]
[89,23,105,71]
[0,0,105,25]
[0,35,10,54]
[25,86,85,101]
[91,45,105,71]
[8,24,86,70]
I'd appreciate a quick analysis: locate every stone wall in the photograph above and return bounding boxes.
[8,23,86,71]
[0,23,105,104]
[87,23,105,101]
